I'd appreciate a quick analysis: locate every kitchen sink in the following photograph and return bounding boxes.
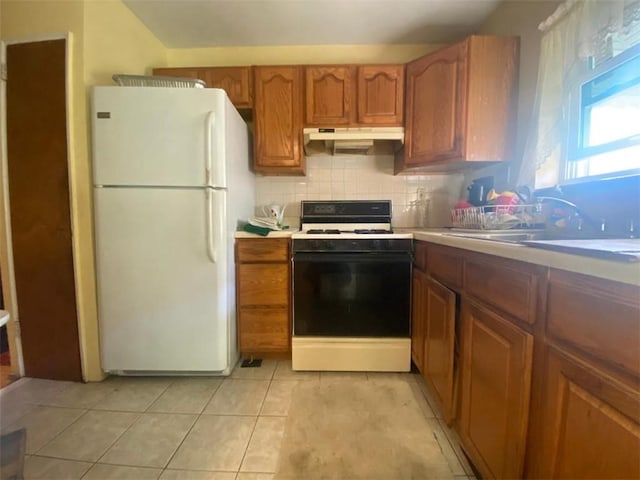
[443,230,611,243]
[443,230,640,262]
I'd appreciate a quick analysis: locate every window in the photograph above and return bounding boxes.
[526,0,640,189]
[566,44,640,181]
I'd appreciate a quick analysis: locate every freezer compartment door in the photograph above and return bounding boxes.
[92,87,228,188]
[94,187,229,372]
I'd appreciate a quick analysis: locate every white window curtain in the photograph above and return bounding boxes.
[519,0,640,189]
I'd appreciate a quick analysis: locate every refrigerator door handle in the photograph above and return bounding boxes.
[205,189,216,263]
[205,111,216,186]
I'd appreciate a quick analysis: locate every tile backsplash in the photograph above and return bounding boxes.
[254,155,465,229]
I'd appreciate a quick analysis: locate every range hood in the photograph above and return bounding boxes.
[303,127,404,156]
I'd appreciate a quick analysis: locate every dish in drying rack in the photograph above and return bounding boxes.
[451,204,545,230]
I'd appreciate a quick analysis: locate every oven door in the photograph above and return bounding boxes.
[292,252,411,337]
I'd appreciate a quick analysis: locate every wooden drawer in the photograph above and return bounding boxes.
[237,264,289,306]
[464,254,541,325]
[427,244,462,288]
[236,238,289,262]
[546,269,640,377]
[414,241,428,272]
[238,308,289,352]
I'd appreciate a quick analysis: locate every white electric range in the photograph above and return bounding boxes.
[291,200,413,372]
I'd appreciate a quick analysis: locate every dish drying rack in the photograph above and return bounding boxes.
[112,74,206,88]
[451,204,544,230]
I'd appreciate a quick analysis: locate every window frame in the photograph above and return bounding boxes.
[564,42,640,184]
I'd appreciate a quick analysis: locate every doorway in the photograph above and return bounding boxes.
[1,37,82,382]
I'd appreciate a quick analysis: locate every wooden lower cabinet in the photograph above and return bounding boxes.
[412,240,640,478]
[236,238,291,354]
[527,345,640,479]
[411,268,426,371]
[424,276,456,425]
[459,298,533,479]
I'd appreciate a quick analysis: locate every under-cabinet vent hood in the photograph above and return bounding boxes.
[303,127,404,156]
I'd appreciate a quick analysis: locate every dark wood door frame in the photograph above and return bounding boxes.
[1,36,84,381]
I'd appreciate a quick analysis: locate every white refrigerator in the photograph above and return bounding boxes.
[92,86,254,375]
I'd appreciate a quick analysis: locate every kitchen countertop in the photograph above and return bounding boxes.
[233,228,639,286]
[410,229,640,287]
[234,230,294,239]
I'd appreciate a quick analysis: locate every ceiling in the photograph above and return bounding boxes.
[122,0,503,48]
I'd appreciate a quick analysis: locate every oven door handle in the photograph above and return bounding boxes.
[293,252,413,263]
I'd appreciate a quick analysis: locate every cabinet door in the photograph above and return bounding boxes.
[459,298,533,479]
[153,67,252,109]
[305,66,354,126]
[424,276,456,425]
[530,345,640,479]
[202,67,252,108]
[254,66,304,174]
[404,41,466,166]
[356,65,404,125]
[411,269,426,371]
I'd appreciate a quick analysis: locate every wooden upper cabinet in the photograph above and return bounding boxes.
[397,35,519,172]
[304,64,404,127]
[153,66,253,108]
[305,66,354,126]
[153,67,203,81]
[357,65,404,125]
[201,67,252,108]
[253,66,305,175]
[403,42,465,166]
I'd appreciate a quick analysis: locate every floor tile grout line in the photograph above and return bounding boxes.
[88,410,144,466]
[412,375,475,477]
[236,414,260,474]
[199,378,231,415]
[154,410,200,472]
[136,375,267,474]
[29,407,91,457]
[144,378,189,414]
[16,371,454,479]
[237,372,273,473]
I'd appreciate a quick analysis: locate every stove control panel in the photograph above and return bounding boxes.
[292,238,412,253]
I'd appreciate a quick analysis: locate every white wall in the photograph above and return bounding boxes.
[255,155,464,229]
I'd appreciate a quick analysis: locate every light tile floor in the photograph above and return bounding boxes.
[0,360,476,480]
